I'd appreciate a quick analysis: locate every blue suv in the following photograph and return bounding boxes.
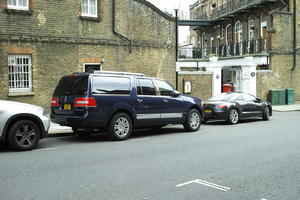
[50,71,203,140]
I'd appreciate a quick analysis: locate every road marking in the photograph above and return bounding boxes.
[176,179,231,192]
[130,137,150,142]
[32,147,58,152]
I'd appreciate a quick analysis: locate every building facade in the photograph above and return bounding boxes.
[0,0,176,109]
[178,0,299,102]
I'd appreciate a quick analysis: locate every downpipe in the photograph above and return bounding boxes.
[112,0,132,53]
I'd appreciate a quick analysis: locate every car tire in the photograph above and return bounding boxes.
[227,108,239,124]
[7,120,40,151]
[108,113,132,140]
[262,106,271,120]
[183,109,201,132]
[72,127,91,137]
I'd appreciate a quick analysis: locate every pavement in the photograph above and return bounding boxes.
[48,104,300,136]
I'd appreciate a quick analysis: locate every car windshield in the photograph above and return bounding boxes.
[208,93,241,102]
[53,75,88,96]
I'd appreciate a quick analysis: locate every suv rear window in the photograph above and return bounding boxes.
[92,76,131,95]
[53,75,88,96]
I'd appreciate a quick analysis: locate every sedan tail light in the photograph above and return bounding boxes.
[51,98,59,107]
[74,97,96,107]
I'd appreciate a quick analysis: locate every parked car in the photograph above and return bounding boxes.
[0,100,50,151]
[50,71,203,140]
[202,92,272,124]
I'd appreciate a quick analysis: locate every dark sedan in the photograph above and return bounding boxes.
[202,92,272,124]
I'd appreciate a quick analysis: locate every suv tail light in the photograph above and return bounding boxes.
[74,97,96,107]
[51,98,59,107]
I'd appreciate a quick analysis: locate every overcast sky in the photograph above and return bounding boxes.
[147,0,196,43]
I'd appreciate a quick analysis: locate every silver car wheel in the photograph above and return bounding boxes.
[229,109,239,124]
[189,112,200,129]
[114,117,130,136]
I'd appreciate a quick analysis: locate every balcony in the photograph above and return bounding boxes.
[178,38,269,59]
[195,0,279,21]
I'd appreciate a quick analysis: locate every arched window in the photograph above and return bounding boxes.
[234,21,243,43]
[226,24,232,44]
[260,13,267,39]
[248,16,255,41]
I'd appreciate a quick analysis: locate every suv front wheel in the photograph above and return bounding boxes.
[183,109,201,132]
[108,113,132,140]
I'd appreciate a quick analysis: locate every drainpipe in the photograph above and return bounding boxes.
[291,0,296,70]
[112,0,132,53]
[175,9,179,90]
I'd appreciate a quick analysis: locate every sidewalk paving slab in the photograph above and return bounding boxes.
[272,104,300,112]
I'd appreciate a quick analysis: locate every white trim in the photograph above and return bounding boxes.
[82,0,98,18]
[136,113,183,120]
[7,0,29,11]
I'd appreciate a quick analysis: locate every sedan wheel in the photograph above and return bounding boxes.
[227,109,239,124]
[108,113,132,140]
[184,109,201,132]
[8,120,40,151]
[262,106,270,120]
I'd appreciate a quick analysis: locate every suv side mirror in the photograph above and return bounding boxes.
[173,90,181,97]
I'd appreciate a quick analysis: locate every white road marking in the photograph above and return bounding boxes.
[130,138,150,142]
[32,147,58,152]
[176,179,231,192]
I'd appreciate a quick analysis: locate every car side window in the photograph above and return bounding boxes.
[137,78,156,96]
[243,94,256,102]
[155,79,174,96]
[92,76,131,95]
[235,95,244,101]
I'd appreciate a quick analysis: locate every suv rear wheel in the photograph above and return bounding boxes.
[108,113,132,140]
[7,120,40,151]
[183,109,201,132]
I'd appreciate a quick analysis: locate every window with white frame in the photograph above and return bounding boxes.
[8,55,32,93]
[8,0,29,10]
[82,0,97,17]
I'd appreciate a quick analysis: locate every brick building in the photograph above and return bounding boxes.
[177,0,299,102]
[0,0,176,109]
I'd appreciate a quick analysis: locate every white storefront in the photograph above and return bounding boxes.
[177,55,269,97]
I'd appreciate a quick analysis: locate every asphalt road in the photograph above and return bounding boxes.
[0,112,299,200]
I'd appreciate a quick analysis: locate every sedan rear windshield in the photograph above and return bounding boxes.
[53,75,88,96]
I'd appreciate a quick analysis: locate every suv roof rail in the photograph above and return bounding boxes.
[93,70,145,76]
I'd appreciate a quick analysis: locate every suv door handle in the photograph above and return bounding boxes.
[163,99,168,103]
[137,99,143,103]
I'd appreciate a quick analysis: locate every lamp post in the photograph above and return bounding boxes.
[175,8,179,90]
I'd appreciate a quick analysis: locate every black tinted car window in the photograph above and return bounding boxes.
[155,80,174,96]
[54,75,88,96]
[92,76,130,95]
[137,79,156,96]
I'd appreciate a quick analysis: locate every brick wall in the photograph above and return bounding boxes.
[0,0,176,110]
[178,72,213,100]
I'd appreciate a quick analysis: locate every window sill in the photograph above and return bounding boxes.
[4,8,33,15]
[79,16,100,22]
[8,92,35,97]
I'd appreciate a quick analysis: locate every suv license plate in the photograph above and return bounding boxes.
[64,104,71,110]
[204,109,212,113]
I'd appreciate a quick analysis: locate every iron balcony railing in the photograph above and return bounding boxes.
[178,38,269,59]
[195,0,278,21]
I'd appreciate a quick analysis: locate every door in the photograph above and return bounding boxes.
[154,79,185,123]
[134,78,162,126]
[242,94,262,117]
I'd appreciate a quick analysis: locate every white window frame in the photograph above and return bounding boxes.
[82,0,98,18]
[8,0,29,11]
[248,17,255,41]
[8,55,32,93]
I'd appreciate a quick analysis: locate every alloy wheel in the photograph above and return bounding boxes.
[15,124,37,148]
[229,109,239,124]
[114,117,130,136]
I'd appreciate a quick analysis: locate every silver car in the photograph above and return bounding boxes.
[0,100,50,151]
